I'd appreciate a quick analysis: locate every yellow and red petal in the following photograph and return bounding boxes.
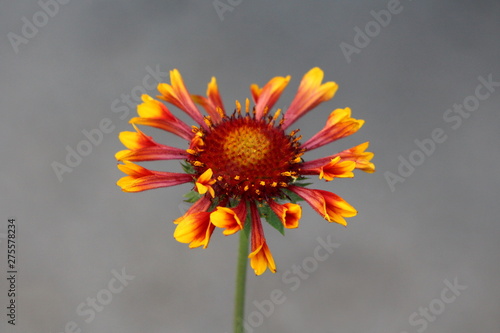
[250,75,291,120]
[282,67,338,130]
[130,95,193,140]
[336,142,375,173]
[248,202,276,275]
[289,186,357,226]
[302,142,375,173]
[115,124,187,162]
[302,108,364,151]
[195,168,216,198]
[192,76,225,123]
[210,200,247,235]
[302,156,356,181]
[174,211,214,249]
[157,69,207,128]
[267,200,301,228]
[174,196,212,224]
[116,161,192,192]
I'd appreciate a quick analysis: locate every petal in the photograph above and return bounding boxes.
[282,68,338,130]
[267,200,301,228]
[302,156,356,181]
[192,76,225,123]
[337,142,375,173]
[130,95,193,140]
[174,211,214,249]
[210,200,247,235]
[116,161,192,192]
[302,108,365,151]
[157,69,207,128]
[115,124,187,162]
[251,75,291,120]
[174,196,212,224]
[289,186,357,226]
[195,168,216,198]
[248,202,276,275]
[302,142,375,173]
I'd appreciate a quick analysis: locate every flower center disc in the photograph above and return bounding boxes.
[194,116,300,199]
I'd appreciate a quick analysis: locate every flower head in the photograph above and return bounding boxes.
[116,67,374,275]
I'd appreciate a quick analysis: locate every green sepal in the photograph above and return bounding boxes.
[279,188,304,204]
[259,203,285,236]
[183,190,202,203]
[180,161,195,174]
[243,209,251,238]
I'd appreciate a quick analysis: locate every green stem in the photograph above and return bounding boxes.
[233,229,249,333]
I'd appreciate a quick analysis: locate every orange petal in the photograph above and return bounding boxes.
[174,196,212,224]
[289,186,357,226]
[157,69,206,127]
[248,202,276,275]
[302,108,364,151]
[131,95,193,140]
[195,168,216,198]
[192,76,225,123]
[116,161,192,192]
[337,142,375,173]
[251,75,290,120]
[210,200,246,235]
[174,211,214,249]
[115,124,187,162]
[318,156,356,181]
[267,200,301,228]
[282,67,338,130]
[301,142,375,173]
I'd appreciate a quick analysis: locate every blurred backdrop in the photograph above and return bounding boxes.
[1,1,499,332]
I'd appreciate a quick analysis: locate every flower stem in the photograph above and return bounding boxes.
[233,229,249,333]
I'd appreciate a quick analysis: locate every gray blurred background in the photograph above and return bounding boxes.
[1,1,499,332]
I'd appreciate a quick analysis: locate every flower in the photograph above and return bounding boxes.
[116,68,374,275]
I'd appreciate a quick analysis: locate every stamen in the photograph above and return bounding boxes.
[216,106,224,119]
[262,106,269,116]
[272,109,282,122]
[245,98,250,114]
[193,161,204,167]
[203,117,212,127]
[235,100,241,115]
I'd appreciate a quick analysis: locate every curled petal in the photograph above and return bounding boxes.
[336,142,375,173]
[157,69,207,128]
[282,67,338,130]
[195,168,216,198]
[174,211,214,249]
[289,186,357,226]
[267,200,301,228]
[248,202,276,275]
[302,156,356,181]
[192,76,225,123]
[250,75,291,120]
[302,142,375,173]
[116,161,192,192]
[210,200,247,235]
[174,196,212,224]
[302,108,364,151]
[115,124,187,162]
[130,95,193,141]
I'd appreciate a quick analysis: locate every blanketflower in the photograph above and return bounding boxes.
[116,67,374,275]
